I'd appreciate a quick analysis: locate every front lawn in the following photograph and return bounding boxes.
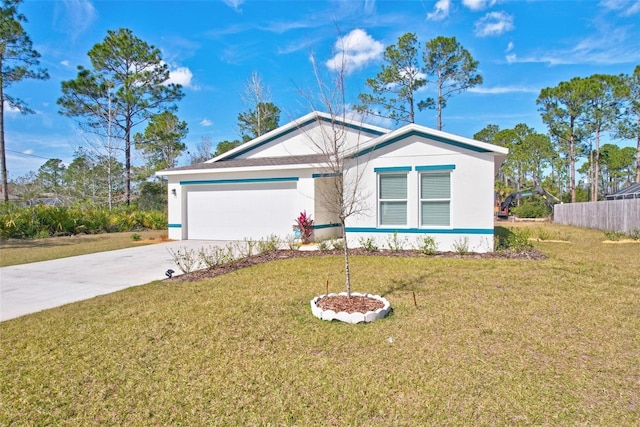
[1,223,639,425]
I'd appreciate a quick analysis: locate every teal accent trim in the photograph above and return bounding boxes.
[227,116,386,159]
[353,130,491,158]
[180,177,299,185]
[345,227,494,235]
[415,164,456,171]
[374,166,412,173]
[168,223,182,228]
[312,223,341,230]
[312,172,342,178]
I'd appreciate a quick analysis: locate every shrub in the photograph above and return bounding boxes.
[495,227,533,252]
[131,233,142,241]
[358,237,378,252]
[416,236,437,255]
[330,238,344,250]
[385,231,407,252]
[511,200,551,218]
[295,211,313,243]
[258,234,280,254]
[452,237,470,254]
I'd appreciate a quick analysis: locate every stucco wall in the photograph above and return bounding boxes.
[343,136,497,253]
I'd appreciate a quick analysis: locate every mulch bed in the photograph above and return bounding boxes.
[315,294,385,314]
[166,248,545,283]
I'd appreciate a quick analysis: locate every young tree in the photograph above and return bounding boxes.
[537,77,591,203]
[302,50,372,298]
[356,32,425,124]
[0,0,49,201]
[419,36,482,131]
[133,111,188,173]
[57,28,184,205]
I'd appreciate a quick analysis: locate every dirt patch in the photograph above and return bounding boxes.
[167,248,546,283]
[602,239,640,244]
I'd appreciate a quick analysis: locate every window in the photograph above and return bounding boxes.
[420,172,451,226]
[379,173,407,226]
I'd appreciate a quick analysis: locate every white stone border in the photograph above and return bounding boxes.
[310,292,391,324]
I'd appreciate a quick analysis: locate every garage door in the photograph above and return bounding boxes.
[186,182,301,240]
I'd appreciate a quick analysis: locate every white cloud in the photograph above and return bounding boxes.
[3,101,21,114]
[427,0,452,21]
[222,0,244,12]
[463,0,499,11]
[60,60,70,67]
[166,66,197,89]
[506,41,514,52]
[56,0,97,40]
[345,105,393,129]
[23,149,34,155]
[200,119,213,127]
[599,0,640,16]
[474,11,515,37]
[325,29,384,75]
[506,26,640,65]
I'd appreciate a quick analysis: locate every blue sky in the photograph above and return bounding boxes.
[5,0,640,179]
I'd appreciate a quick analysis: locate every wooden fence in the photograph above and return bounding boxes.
[554,199,640,234]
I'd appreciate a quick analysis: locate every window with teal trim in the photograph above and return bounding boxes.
[379,173,407,226]
[420,172,451,226]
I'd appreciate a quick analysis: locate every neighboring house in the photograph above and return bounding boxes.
[157,111,508,252]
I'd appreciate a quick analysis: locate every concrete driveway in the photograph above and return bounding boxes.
[0,240,230,322]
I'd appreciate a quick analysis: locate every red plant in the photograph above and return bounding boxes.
[295,210,314,243]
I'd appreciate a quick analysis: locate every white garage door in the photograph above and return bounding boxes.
[186,182,300,240]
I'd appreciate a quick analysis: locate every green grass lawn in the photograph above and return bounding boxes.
[1,223,639,425]
[0,230,168,267]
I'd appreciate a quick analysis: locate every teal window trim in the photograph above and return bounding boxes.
[180,177,299,185]
[312,173,342,178]
[415,164,456,171]
[312,223,342,230]
[345,227,493,235]
[374,166,411,173]
[168,223,182,228]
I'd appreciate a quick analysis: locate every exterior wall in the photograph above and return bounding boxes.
[239,120,378,159]
[312,176,342,241]
[344,136,497,253]
[165,168,317,241]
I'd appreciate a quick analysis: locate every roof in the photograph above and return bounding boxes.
[158,112,508,176]
[605,182,640,200]
[163,154,328,172]
[208,111,390,162]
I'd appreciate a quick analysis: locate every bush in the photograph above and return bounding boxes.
[0,204,167,239]
[415,236,437,255]
[358,237,378,252]
[511,200,551,218]
[495,227,533,252]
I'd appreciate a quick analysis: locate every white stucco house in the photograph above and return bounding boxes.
[157,111,508,252]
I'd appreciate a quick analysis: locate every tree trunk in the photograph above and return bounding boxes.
[342,222,351,298]
[594,127,600,201]
[569,117,576,203]
[0,83,8,203]
[636,115,640,183]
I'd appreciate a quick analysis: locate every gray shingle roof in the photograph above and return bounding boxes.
[606,182,640,200]
[163,154,328,172]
